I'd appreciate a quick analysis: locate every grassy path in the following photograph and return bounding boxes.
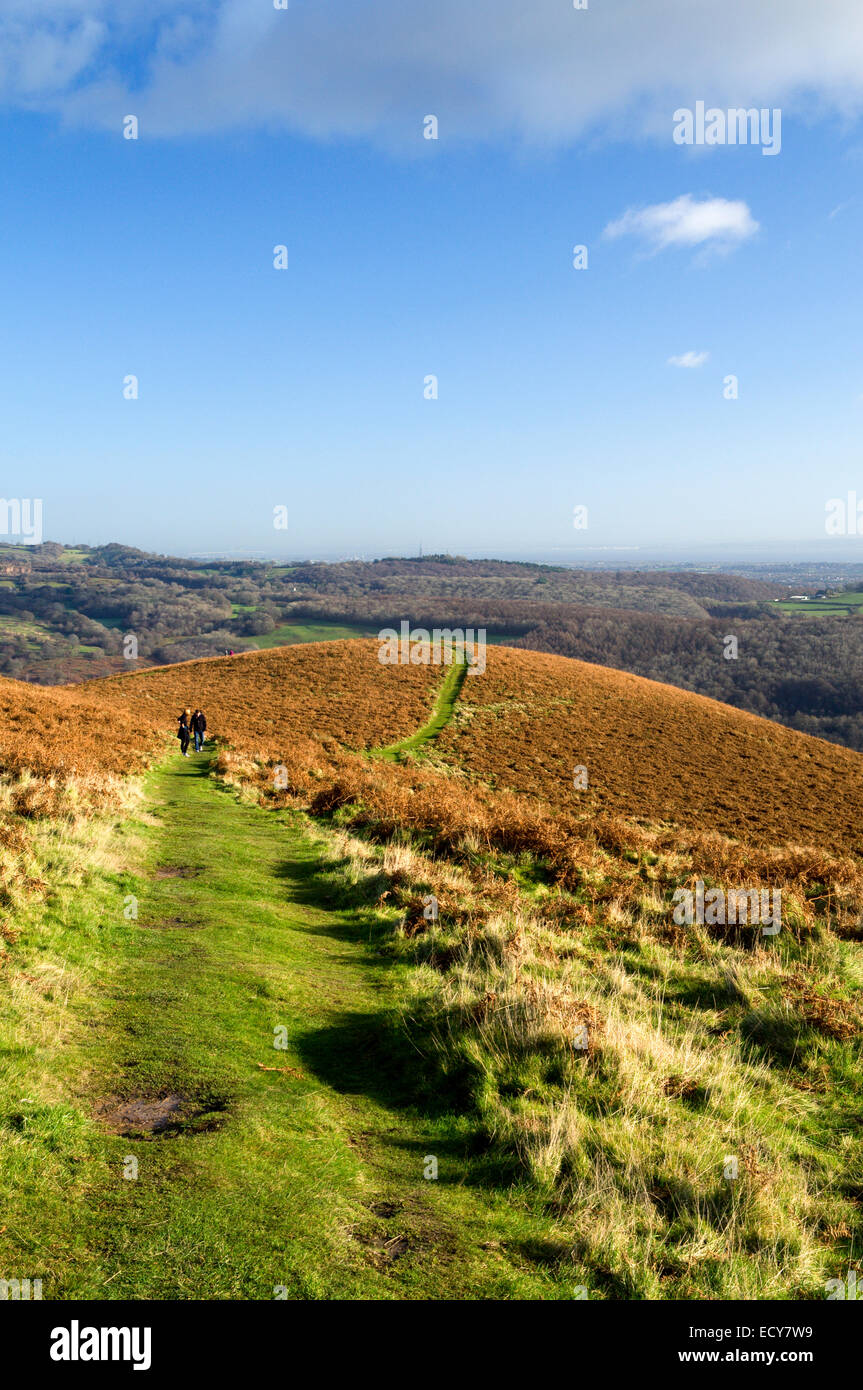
[3,748,577,1300]
[373,659,468,760]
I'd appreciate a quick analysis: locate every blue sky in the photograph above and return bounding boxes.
[2,1,863,559]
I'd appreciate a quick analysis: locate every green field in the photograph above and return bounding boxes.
[252,624,523,652]
[777,590,863,615]
[249,621,376,648]
[0,614,54,642]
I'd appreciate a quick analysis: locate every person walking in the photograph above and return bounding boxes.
[177,707,192,757]
[191,708,207,752]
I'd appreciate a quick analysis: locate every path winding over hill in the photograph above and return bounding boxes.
[372,658,469,760]
[3,640,863,853]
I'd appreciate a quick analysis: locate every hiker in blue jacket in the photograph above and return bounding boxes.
[191,708,207,752]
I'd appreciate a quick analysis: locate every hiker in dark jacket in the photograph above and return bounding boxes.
[191,708,207,752]
[177,708,192,757]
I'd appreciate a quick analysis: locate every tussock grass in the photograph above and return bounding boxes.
[288,789,863,1300]
[0,770,146,1295]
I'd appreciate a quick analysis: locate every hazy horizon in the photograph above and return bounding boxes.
[11,534,863,574]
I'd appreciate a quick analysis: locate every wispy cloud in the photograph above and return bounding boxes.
[668,351,710,368]
[604,195,759,254]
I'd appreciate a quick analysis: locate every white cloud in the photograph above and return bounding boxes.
[604,195,759,253]
[0,10,106,98]
[2,2,863,145]
[668,351,710,368]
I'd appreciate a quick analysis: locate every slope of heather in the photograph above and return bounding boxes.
[0,674,161,776]
[433,647,863,856]
[0,642,441,776]
[0,639,861,855]
[94,641,441,755]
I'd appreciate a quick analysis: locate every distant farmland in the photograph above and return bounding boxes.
[777,590,863,615]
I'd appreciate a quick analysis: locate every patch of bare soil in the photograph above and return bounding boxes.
[94,1093,227,1137]
[354,1229,410,1266]
[366,1200,403,1219]
[139,916,205,930]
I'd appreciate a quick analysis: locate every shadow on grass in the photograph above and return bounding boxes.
[271,848,392,943]
[196,754,528,1195]
[292,996,477,1115]
[290,994,535,1197]
[273,846,522,1186]
[740,1009,813,1066]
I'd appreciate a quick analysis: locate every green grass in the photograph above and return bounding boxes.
[2,676,860,1300]
[0,615,54,641]
[249,621,375,649]
[310,809,863,1299]
[0,749,587,1300]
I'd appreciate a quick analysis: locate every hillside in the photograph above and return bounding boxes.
[432,647,863,855]
[0,642,440,776]
[1,641,862,1301]
[8,640,860,855]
